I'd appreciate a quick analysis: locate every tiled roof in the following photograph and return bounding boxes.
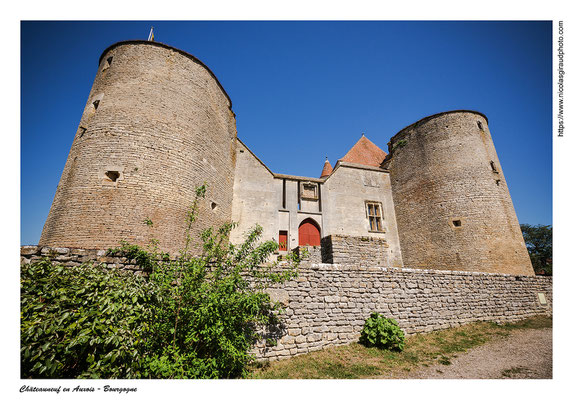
[320,158,333,178]
[339,134,387,168]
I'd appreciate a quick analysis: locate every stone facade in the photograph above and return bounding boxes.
[320,163,403,267]
[37,40,533,276]
[39,41,238,255]
[384,111,533,275]
[229,139,403,267]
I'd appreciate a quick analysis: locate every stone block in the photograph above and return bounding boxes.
[20,246,39,255]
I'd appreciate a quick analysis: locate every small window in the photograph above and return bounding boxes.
[366,202,383,232]
[477,121,483,130]
[102,56,113,72]
[92,99,100,110]
[105,171,120,182]
[452,219,462,227]
[490,161,499,173]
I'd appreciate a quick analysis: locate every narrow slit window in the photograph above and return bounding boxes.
[477,121,483,130]
[92,99,100,110]
[297,181,301,210]
[282,179,286,209]
[490,161,498,172]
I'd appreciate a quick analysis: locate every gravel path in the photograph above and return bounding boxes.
[400,328,552,379]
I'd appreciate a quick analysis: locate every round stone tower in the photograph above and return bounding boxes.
[384,110,534,275]
[39,41,238,254]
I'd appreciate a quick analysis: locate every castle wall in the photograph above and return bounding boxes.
[230,140,279,245]
[230,140,326,251]
[22,246,552,363]
[385,111,534,275]
[321,164,403,268]
[39,41,237,254]
[256,263,551,361]
[321,234,389,265]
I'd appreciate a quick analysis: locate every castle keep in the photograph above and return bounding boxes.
[29,40,550,360]
[38,40,534,276]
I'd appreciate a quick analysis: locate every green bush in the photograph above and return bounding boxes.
[20,260,153,378]
[21,185,299,379]
[359,312,405,351]
[139,222,298,378]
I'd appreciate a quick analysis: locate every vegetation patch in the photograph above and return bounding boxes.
[251,315,551,379]
[21,185,300,379]
[359,313,405,351]
[501,366,530,378]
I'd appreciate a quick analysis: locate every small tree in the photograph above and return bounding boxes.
[137,185,298,378]
[520,224,552,275]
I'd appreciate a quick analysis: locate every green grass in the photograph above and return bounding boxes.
[250,315,551,379]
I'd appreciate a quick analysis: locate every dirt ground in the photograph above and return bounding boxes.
[397,327,552,379]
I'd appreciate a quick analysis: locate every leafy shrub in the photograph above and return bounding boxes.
[20,259,153,378]
[139,222,298,378]
[359,312,405,351]
[21,185,299,379]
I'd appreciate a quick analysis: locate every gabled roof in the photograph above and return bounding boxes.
[320,158,333,178]
[339,134,387,168]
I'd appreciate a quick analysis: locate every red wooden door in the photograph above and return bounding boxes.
[298,219,321,246]
[278,231,288,251]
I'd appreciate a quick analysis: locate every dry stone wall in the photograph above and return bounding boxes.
[321,235,389,266]
[22,246,551,363]
[255,262,551,361]
[21,245,147,274]
[293,245,322,264]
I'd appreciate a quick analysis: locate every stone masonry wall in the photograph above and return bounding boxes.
[255,263,551,361]
[293,245,322,264]
[39,41,237,255]
[21,245,147,274]
[22,246,551,363]
[385,111,534,275]
[321,235,388,266]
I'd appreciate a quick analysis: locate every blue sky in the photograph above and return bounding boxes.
[21,21,552,245]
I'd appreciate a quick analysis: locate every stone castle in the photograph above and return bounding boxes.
[28,40,550,361]
[38,40,533,276]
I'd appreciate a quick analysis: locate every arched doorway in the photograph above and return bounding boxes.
[298,218,321,246]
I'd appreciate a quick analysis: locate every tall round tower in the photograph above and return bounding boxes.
[385,110,534,275]
[39,41,238,254]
